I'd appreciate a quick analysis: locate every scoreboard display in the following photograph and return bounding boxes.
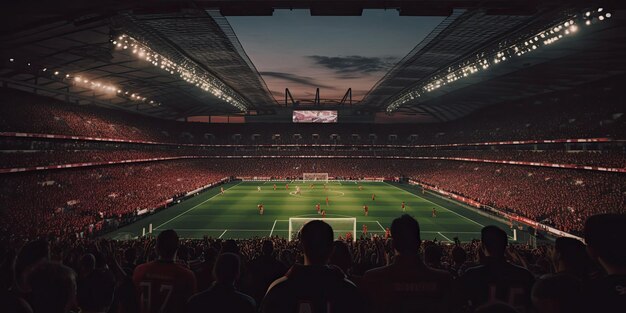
[292,110,337,123]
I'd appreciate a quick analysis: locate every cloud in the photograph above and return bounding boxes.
[259,71,335,89]
[307,55,398,74]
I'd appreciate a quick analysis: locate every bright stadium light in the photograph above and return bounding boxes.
[113,34,249,112]
[386,7,612,113]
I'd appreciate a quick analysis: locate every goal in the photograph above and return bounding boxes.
[289,217,357,242]
[302,173,329,183]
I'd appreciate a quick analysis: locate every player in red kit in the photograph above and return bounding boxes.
[372,193,376,201]
[285,183,289,190]
[401,201,406,212]
[363,204,369,216]
[316,203,321,214]
[326,196,329,206]
[362,224,368,236]
[321,210,326,218]
[385,227,391,239]
[133,230,197,313]
[273,183,277,191]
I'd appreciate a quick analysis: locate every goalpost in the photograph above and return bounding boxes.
[289,217,357,242]
[302,173,329,183]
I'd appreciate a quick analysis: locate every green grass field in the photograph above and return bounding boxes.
[106,181,520,242]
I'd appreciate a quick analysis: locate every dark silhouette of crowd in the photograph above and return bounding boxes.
[0,213,624,313]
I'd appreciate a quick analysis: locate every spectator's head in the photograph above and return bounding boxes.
[481,226,508,257]
[213,253,240,284]
[124,247,136,265]
[452,246,467,266]
[14,239,50,292]
[425,244,443,267]
[262,240,274,256]
[77,269,115,313]
[391,214,421,255]
[553,237,590,276]
[584,214,626,274]
[300,220,334,265]
[156,230,179,260]
[279,249,295,268]
[177,245,189,262]
[532,274,583,313]
[329,240,352,273]
[27,262,76,313]
[221,239,240,254]
[78,253,96,277]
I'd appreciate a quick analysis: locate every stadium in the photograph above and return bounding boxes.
[0,1,624,313]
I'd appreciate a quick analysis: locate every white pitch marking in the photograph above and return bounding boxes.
[375,221,386,231]
[219,230,228,238]
[384,182,485,228]
[269,220,278,237]
[154,182,242,230]
[437,232,453,242]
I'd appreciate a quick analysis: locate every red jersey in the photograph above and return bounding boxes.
[385,228,391,239]
[372,194,375,200]
[326,197,329,204]
[286,184,289,190]
[401,203,405,209]
[362,225,368,234]
[316,204,320,212]
[364,205,368,212]
[321,210,326,217]
[273,184,277,190]
[133,260,197,313]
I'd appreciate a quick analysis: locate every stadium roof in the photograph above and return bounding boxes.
[0,1,624,121]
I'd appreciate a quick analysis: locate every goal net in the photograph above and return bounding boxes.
[289,217,357,242]
[302,173,329,183]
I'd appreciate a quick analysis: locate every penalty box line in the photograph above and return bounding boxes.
[154,182,243,231]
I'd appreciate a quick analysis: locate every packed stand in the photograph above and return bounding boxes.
[1,75,625,146]
[0,160,227,238]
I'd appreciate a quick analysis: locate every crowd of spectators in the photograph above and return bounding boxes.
[0,160,227,238]
[1,77,624,146]
[407,161,626,233]
[0,213,624,313]
[1,148,623,172]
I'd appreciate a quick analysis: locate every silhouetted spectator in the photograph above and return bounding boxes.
[133,230,196,313]
[187,252,255,313]
[456,225,534,312]
[532,273,583,313]
[77,265,115,313]
[249,240,287,305]
[27,262,76,313]
[583,214,626,313]
[552,237,592,281]
[360,214,453,313]
[450,245,469,278]
[261,220,364,313]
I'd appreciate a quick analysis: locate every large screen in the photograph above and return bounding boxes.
[292,110,337,123]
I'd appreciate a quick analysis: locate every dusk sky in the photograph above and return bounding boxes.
[227,10,445,102]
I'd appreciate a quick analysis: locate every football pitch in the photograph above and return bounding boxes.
[107,181,517,242]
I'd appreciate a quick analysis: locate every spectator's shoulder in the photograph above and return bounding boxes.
[266,275,289,294]
[429,266,454,280]
[362,263,392,281]
[235,290,257,307]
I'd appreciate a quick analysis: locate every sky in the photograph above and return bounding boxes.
[227,10,445,102]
